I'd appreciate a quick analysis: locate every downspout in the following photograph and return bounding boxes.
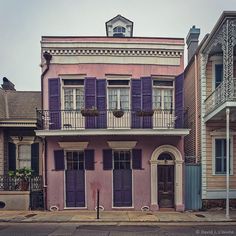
[40,52,52,210]
[41,52,52,109]
[194,55,198,163]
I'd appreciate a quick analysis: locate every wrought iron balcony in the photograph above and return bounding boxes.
[0,176,43,191]
[205,78,236,116]
[36,109,186,130]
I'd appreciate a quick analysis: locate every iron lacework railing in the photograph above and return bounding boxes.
[205,78,236,116]
[36,109,186,130]
[0,176,43,192]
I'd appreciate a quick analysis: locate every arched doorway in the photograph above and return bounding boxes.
[157,153,175,208]
[150,145,184,211]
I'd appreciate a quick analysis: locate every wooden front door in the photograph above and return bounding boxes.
[158,165,174,208]
[113,150,132,207]
[65,151,85,207]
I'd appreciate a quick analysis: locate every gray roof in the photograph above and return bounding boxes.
[0,89,41,120]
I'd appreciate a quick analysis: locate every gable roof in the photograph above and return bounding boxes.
[0,90,41,120]
[105,15,134,37]
[201,11,236,53]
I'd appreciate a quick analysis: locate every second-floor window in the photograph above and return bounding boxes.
[63,79,84,110]
[152,80,174,110]
[107,80,130,110]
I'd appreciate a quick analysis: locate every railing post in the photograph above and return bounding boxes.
[96,189,100,219]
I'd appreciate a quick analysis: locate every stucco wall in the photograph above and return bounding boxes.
[0,191,30,210]
[45,135,183,210]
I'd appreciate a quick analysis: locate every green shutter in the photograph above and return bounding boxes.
[31,143,39,175]
[8,142,16,171]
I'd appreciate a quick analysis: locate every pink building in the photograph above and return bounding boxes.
[36,15,189,211]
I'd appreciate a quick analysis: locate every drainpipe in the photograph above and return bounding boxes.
[40,52,52,210]
[41,52,52,109]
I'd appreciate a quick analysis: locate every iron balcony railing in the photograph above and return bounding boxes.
[205,78,236,115]
[0,176,43,192]
[36,109,186,130]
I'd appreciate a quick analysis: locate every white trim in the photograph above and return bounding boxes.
[211,58,223,90]
[58,142,88,150]
[63,150,87,209]
[210,128,236,136]
[204,102,236,122]
[111,149,134,208]
[150,145,184,209]
[212,136,234,175]
[10,136,36,169]
[107,141,137,149]
[35,128,190,137]
[205,189,236,199]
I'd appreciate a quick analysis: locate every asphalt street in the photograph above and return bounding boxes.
[0,223,236,236]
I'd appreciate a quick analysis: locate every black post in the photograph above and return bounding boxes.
[96,189,100,219]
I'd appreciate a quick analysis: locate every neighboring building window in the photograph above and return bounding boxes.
[63,81,84,110]
[66,151,84,170]
[18,144,31,169]
[215,64,223,88]
[214,138,232,174]
[152,80,174,110]
[108,80,130,110]
[113,150,131,169]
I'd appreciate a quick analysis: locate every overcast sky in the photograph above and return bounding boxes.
[0,0,236,91]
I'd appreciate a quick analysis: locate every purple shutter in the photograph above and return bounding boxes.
[103,149,112,170]
[132,149,142,170]
[66,170,85,207]
[175,73,184,128]
[48,78,61,129]
[131,79,141,128]
[85,77,96,128]
[141,77,152,128]
[54,150,64,171]
[84,149,94,170]
[96,79,107,128]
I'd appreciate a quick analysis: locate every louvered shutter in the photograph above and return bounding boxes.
[84,149,95,170]
[96,79,107,128]
[54,150,64,171]
[103,149,112,170]
[131,79,141,128]
[175,73,184,128]
[31,143,39,175]
[8,142,16,171]
[48,78,61,129]
[141,77,152,128]
[132,149,142,170]
[85,77,97,128]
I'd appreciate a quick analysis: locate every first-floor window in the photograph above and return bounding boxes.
[113,150,131,169]
[18,144,31,169]
[215,138,232,174]
[66,151,84,170]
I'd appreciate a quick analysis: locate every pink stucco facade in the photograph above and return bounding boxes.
[46,136,183,210]
[37,33,188,211]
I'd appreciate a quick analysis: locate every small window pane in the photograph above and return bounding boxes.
[64,88,73,110]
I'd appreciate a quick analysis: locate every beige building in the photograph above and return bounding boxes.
[184,11,236,208]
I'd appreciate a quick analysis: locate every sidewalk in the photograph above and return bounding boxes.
[0,209,236,225]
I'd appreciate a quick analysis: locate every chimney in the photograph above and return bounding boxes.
[1,77,16,91]
[186,25,200,62]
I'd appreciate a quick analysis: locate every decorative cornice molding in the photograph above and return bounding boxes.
[43,48,183,58]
